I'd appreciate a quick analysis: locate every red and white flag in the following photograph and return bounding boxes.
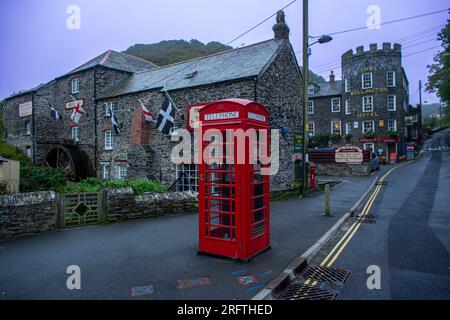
[70,103,86,124]
[139,100,156,123]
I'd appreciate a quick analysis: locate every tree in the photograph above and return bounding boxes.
[427,18,450,105]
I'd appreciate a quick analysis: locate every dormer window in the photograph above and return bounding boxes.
[185,71,198,79]
[71,78,80,94]
[308,84,315,94]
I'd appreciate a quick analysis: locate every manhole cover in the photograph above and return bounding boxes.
[301,266,350,286]
[74,202,90,216]
[279,283,337,300]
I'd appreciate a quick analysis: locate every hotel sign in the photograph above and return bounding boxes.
[19,101,33,117]
[335,146,364,164]
[357,112,379,119]
[350,87,388,96]
[66,99,84,110]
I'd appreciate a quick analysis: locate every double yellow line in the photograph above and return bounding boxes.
[299,164,407,292]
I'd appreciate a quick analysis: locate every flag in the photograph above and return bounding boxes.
[50,107,61,120]
[109,104,121,135]
[156,98,175,135]
[139,100,156,123]
[70,104,85,124]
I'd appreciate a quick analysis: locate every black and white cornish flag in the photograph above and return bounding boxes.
[109,105,121,135]
[156,98,175,135]
[50,107,61,120]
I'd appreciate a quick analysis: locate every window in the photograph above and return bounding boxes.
[346,122,352,135]
[71,126,80,142]
[308,84,315,94]
[387,71,396,87]
[105,102,117,116]
[117,165,128,180]
[307,101,314,115]
[363,96,374,112]
[71,78,79,94]
[412,128,418,139]
[102,164,110,180]
[331,121,342,135]
[387,95,396,111]
[362,73,373,89]
[26,147,32,158]
[345,100,351,115]
[388,119,397,132]
[362,121,375,134]
[412,115,418,123]
[25,121,31,135]
[344,78,350,93]
[104,130,114,150]
[308,122,315,137]
[331,98,341,113]
[176,164,198,192]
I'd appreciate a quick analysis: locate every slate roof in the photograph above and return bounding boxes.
[310,80,343,98]
[5,83,48,100]
[63,50,158,77]
[99,39,286,99]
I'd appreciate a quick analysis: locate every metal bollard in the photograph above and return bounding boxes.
[324,184,331,217]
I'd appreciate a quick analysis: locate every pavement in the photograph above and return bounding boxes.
[0,166,386,300]
[295,128,450,300]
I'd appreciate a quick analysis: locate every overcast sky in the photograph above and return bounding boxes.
[0,0,448,104]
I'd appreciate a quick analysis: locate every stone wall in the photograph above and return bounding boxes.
[315,162,371,177]
[106,188,198,222]
[0,192,57,239]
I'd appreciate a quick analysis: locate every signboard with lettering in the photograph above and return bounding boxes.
[19,101,33,117]
[66,99,84,110]
[294,133,303,153]
[335,146,364,164]
[204,111,239,121]
[248,112,266,122]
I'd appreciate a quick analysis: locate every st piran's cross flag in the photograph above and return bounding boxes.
[109,104,121,135]
[156,98,175,134]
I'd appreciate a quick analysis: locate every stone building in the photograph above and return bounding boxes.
[2,12,303,191]
[309,43,414,161]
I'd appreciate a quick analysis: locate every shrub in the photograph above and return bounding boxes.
[20,165,68,193]
[309,133,330,148]
[72,178,167,195]
[330,134,342,144]
[0,142,33,166]
[363,131,376,139]
[387,131,400,139]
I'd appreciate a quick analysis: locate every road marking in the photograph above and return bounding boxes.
[302,163,409,289]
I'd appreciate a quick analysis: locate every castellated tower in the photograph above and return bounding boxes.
[340,43,409,157]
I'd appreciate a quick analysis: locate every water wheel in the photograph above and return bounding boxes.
[44,145,89,181]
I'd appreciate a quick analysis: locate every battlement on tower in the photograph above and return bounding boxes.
[342,42,402,62]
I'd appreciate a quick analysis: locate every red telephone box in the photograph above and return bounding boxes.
[198,99,271,261]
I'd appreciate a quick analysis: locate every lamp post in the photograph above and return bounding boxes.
[301,0,332,195]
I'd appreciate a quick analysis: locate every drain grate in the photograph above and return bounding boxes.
[301,266,350,286]
[279,282,337,300]
[353,214,378,224]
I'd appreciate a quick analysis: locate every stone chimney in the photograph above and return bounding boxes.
[329,71,335,83]
[273,10,290,40]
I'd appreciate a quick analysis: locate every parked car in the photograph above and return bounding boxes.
[370,152,380,172]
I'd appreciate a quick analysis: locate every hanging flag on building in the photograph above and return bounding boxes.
[46,100,62,120]
[109,104,121,135]
[50,107,61,120]
[156,97,175,135]
[139,99,156,123]
[70,103,85,124]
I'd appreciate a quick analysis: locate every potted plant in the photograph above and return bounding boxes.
[363,131,376,139]
[387,130,400,139]
[344,134,353,144]
[330,134,342,144]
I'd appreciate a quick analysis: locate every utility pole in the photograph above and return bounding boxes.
[302,0,309,195]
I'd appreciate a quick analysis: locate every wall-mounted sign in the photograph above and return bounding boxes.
[357,112,379,119]
[361,66,376,73]
[19,101,33,117]
[350,87,388,96]
[379,119,385,127]
[248,112,266,122]
[354,122,359,129]
[204,111,239,121]
[335,146,363,164]
[66,99,84,110]
[294,133,303,153]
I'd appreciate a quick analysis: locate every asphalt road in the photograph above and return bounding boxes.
[0,165,383,300]
[306,128,450,300]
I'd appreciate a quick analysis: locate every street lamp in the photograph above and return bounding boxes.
[302,0,333,195]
